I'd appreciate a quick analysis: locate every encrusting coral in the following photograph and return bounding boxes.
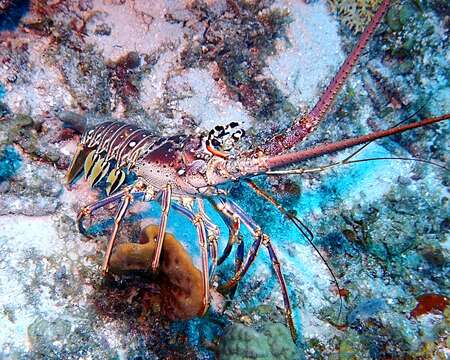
[327,0,384,33]
[108,224,204,320]
[218,322,296,360]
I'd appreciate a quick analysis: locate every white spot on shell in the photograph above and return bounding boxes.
[129,141,136,147]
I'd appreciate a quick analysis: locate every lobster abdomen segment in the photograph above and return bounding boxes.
[67,121,207,196]
[67,122,159,189]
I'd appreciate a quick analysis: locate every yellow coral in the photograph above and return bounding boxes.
[327,0,384,33]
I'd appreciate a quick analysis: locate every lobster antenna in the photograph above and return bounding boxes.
[266,114,450,170]
[339,157,448,171]
[262,0,391,155]
[242,179,344,323]
[266,156,448,176]
[266,105,448,176]
[341,101,429,163]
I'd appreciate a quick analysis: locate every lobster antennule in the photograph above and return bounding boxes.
[266,114,449,170]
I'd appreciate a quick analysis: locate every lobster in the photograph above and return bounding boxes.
[65,0,449,341]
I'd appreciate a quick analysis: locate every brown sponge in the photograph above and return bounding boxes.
[109,224,204,320]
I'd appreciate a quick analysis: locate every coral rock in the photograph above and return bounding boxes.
[218,322,297,360]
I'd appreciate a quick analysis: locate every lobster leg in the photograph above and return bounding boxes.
[213,197,296,341]
[102,191,133,275]
[208,198,245,295]
[229,239,245,298]
[235,238,244,270]
[192,212,210,316]
[219,216,240,266]
[211,198,263,292]
[76,181,148,275]
[171,201,218,281]
[170,200,210,316]
[263,235,296,342]
[209,199,241,266]
[77,186,143,236]
[198,199,220,279]
[208,233,218,280]
[151,184,172,272]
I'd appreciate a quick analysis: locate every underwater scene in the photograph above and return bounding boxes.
[0,0,449,359]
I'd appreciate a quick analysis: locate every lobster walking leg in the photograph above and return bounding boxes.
[229,239,245,298]
[76,181,148,274]
[208,197,245,295]
[170,201,210,315]
[209,199,242,266]
[192,213,210,316]
[208,235,218,280]
[263,235,296,341]
[198,199,220,279]
[151,184,172,272]
[77,187,134,236]
[212,198,263,292]
[102,192,133,275]
[213,197,297,341]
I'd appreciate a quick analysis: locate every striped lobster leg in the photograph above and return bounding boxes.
[211,197,297,341]
[151,184,172,272]
[197,199,220,280]
[76,181,148,275]
[170,200,211,316]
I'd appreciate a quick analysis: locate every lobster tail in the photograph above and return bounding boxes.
[65,144,91,184]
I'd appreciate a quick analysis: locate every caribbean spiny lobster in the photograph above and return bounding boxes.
[65,0,449,341]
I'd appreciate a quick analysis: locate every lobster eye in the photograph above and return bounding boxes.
[212,139,221,147]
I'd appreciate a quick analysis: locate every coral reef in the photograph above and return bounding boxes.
[180,0,293,122]
[219,324,272,359]
[0,109,69,169]
[0,0,448,359]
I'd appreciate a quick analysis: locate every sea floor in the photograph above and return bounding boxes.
[0,1,449,359]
